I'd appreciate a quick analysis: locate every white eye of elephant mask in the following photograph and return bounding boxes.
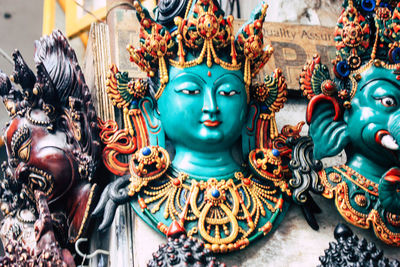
[379,96,397,107]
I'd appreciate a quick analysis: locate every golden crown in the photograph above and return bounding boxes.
[127,0,273,102]
[300,0,400,109]
[333,0,400,75]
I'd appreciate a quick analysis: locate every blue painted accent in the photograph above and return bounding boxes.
[361,0,375,12]
[392,48,400,63]
[336,61,350,78]
[130,100,138,109]
[272,149,280,157]
[260,105,269,112]
[142,147,151,156]
[211,188,220,198]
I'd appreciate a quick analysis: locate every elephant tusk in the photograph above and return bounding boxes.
[381,135,399,150]
[376,130,399,150]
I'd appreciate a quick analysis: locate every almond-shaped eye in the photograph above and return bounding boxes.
[18,139,31,162]
[181,89,200,95]
[219,91,238,96]
[380,96,397,107]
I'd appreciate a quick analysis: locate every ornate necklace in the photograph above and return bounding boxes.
[126,146,290,253]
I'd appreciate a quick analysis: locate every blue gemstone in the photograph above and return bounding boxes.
[131,100,138,108]
[272,149,280,157]
[211,188,220,198]
[361,0,375,12]
[391,48,400,63]
[142,147,151,156]
[336,61,350,78]
[260,105,268,112]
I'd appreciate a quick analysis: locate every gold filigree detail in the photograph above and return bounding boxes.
[318,169,335,198]
[138,171,283,252]
[354,194,367,207]
[128,146,170,195]
[334,165,378,196]
[328,172,342,183]
[335,182,369,229]
[369,209,400,246]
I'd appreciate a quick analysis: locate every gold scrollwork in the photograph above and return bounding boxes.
[139,171,282,250]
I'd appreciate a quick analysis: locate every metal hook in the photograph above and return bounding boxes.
[75,238,110,266]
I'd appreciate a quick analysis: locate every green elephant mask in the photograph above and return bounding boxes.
[298,0,400,246]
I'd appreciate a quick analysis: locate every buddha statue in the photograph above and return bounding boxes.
[94,0,308,253]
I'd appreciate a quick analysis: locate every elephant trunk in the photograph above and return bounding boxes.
[388,113,400,148]
[379,168,400,214]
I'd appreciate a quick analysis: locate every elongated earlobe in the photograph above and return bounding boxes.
[139,97,165,146]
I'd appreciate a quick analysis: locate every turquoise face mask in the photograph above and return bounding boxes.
[156,63,247,179]
[96,0,302,253]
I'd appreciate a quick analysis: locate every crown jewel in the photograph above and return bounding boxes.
[127,0,273,101]
[301,0,400,108]
[334,0,400,69]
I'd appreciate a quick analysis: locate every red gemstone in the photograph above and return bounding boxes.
[243,178,251,185]
[324,80,336,92]
[172,179,181,186]
[166,220,186,238]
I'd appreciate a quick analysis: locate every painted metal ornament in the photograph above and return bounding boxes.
[319,224,400,266]
[297,0,400,246]
[147,234,226,266]
[0,30,101,264]
[94,0,308,253]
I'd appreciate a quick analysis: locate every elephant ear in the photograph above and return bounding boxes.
[308,100,349,159]
[300,55,350,160]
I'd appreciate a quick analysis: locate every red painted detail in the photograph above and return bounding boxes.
[277,198,284,209]
[243,178,251,186]
[139,197,147,209]
[172,178,181,186]
[260,222,272,234]
[384,168,400,183]
[141,99,158,129]
[375,130,390,146]
[323,80,336,92]
[255,119,262,148]
[203,120,221,127]
[166,220,186,238]
[306,95,342,124]
[246,105,258,132]
[131,112,149,148]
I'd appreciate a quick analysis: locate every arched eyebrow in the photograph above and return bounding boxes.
[360,78,400,91]
[213,73,244,88]
[171,72,206,85]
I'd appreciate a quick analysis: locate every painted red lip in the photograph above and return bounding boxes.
[203,120,221,127]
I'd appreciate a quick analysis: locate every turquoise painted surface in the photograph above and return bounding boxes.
[140,63,248,179]
[309,66,400,214]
